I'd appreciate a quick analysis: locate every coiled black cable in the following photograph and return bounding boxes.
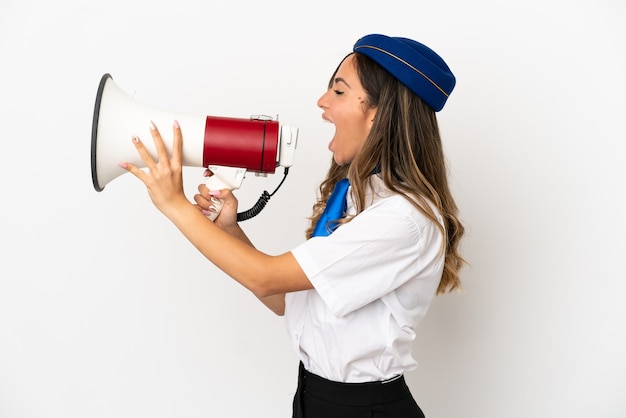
[237,167,290,222]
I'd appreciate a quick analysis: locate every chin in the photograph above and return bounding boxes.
[332,155,350,166]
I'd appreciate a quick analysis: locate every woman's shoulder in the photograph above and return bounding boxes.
[344,176,442,227]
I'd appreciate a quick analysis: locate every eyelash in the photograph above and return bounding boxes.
[333,89,344,95]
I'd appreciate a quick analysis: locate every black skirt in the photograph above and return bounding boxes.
[292,362,426,418]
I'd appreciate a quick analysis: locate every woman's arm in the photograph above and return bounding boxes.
[221,222,288,316]
[194,186,288,316]
[120,121,311,314]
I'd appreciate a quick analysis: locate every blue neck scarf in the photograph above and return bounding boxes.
[311,178,350,237]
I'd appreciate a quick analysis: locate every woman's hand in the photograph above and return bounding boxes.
[119,120,188,217]
[194,181,239,231]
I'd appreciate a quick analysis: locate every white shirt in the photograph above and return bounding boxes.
[286,176,445,383]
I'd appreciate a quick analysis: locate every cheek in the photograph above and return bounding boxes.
[333,107,371,148]
[348,116,371,146]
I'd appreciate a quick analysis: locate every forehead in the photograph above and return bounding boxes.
[335,54,360,84]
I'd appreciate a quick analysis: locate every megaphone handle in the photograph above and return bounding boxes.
[204,197,224,222]
[203,166,247,221]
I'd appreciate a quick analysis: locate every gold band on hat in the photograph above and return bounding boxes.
[354,44,449,97]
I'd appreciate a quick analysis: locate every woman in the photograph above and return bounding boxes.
[120,33,465,418]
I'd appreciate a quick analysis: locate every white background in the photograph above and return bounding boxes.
[1,0,624,417]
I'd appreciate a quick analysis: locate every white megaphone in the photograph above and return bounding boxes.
[91,73,298,220]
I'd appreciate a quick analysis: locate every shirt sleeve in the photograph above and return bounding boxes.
[290,195,444,318]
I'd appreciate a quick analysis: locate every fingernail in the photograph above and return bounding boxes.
[149,121,156,131]
[173,120,180,129]
[208,205,218,212]
[118,162,128,169]
[210,197,222,204]
[208,190,220,197]
[132,135,139,143]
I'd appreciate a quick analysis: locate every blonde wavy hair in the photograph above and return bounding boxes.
[306,52,466,294]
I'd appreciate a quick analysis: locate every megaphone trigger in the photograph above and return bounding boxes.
[204,166,247,191]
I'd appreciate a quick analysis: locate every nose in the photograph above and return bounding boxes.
[317,89,330,109]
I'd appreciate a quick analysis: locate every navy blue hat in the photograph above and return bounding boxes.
[353,34,456,111]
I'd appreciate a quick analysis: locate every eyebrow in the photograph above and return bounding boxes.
[334,77,351,88]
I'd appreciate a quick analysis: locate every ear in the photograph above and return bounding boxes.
[367,107,378,128]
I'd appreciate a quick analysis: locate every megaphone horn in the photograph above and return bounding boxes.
[90,73,298,196]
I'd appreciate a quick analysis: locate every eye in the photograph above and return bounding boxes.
[333,89,344,95]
